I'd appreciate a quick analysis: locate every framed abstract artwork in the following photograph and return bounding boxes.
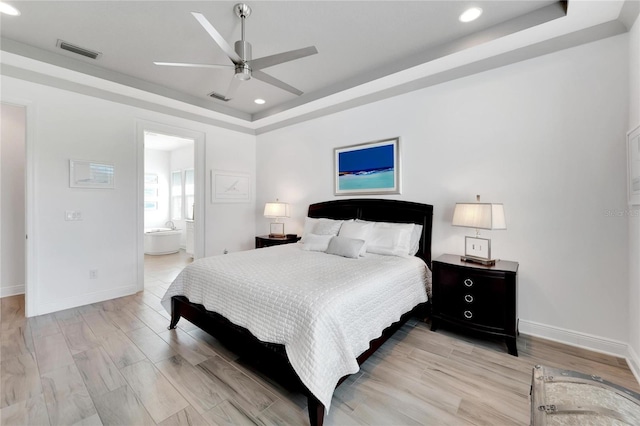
[334,138,400,195]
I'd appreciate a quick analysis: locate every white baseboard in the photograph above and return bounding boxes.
[627,345,640,385]
[0,284,25,298]
[33,284,139,316]
[519,319,629,358]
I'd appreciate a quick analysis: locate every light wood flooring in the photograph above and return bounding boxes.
[2,254,639,425]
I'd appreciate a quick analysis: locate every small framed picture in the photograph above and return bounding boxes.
[70,159,115,189]
[465,236,491,260]
[211,170,251,203]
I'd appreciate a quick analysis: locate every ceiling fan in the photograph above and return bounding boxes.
[154,3,318,101]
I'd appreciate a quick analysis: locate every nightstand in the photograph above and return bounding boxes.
[255,235,301,249]
[431,253,519,356]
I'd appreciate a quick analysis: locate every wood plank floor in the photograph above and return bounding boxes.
[1,251,638,425]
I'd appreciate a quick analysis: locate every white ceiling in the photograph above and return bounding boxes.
[0,1,636,133]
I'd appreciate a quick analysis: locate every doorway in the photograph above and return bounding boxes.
[0,103,26,301]
[136,121,205,293]
[143,131,194,289]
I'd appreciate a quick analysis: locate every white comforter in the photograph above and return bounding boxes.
[160,243,431,411]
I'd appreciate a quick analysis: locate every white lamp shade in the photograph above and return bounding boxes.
[264,202,289,218]
[452,203,506,230]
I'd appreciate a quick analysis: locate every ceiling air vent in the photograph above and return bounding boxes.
[207,91,229,102]
[56,40,102,60]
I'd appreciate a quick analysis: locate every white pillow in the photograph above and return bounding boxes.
[366,221,415,257]
[325,236,364,259]
[408,224,423,256]
[301,234,333,252]
[301,217,344,241]
[338,220,373,256]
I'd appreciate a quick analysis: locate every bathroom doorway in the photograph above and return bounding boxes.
[140,125,204,292]
[143,131,193,289]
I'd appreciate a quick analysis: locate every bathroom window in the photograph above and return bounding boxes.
[185,169,195,220]
[171,171,182,220]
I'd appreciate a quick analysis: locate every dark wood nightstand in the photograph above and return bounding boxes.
[431,253,519,356]
[255,235,301,249]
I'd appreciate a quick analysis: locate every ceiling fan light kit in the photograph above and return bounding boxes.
[154,3,317,101]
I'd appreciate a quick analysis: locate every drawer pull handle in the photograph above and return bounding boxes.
[464,310,473,319]
[464,278,473,287]
[464,294,474,303]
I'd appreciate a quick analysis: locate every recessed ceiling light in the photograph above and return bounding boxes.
[254,98,266,105]
[0,2,20,16]
[459,7,482,23]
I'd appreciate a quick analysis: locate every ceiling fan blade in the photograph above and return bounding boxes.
[191,12,242,65]
[225,77,242,100]
[154,62,233,69]
[252,70,303,96]
[249,46,318,71]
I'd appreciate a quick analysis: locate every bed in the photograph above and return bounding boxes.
[161,198,433,425]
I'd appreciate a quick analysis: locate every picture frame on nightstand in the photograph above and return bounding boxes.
[464,236,491,260]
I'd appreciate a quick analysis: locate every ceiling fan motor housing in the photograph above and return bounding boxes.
[234,40,252,80]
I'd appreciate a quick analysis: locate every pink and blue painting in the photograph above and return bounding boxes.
[334,138,400,195]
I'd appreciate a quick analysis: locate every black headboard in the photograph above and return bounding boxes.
[308,199,433,266]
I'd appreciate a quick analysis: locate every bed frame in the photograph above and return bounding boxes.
[168,198,433,425]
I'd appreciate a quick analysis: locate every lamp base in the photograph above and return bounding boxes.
[460,255,497,266]
[269,222,285,238]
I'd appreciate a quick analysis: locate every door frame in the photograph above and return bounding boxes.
[135,120,205,292]
[2,99,36,316]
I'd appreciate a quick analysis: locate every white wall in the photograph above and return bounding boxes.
[1,75,256,316]
[257,34,630,350]
[144,148,170,229]
[628,13,640,373]
[0,103,26,297]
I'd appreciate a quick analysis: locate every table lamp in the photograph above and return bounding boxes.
[452,195,506,266]
[264,199,289,238]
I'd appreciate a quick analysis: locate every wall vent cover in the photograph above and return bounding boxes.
[56,40,102,60]
[207,91,229,102]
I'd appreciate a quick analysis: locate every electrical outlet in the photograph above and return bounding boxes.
[65,210,82,221]
[89,269,98,279]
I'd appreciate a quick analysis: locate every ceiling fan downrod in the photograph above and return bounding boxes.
[234,3,252,80]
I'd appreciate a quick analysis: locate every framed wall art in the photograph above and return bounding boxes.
[211,170,251,203]
[629,125,640,205]
[334,138,400,196]
[69,159,115,189]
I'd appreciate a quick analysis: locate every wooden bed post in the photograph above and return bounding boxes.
[168,296,180,329]
[307,395,325,426]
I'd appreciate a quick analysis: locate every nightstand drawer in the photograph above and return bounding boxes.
[436,267,508,329]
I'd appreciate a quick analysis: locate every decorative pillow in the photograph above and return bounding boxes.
[408,224,423,256]
[325,236,365,259]
[366,221,415,257]
[301,217,344,241]
[338,220,373,256]
[301,234,333,252]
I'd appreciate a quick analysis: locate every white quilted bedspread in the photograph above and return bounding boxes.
[160,243,431,411]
